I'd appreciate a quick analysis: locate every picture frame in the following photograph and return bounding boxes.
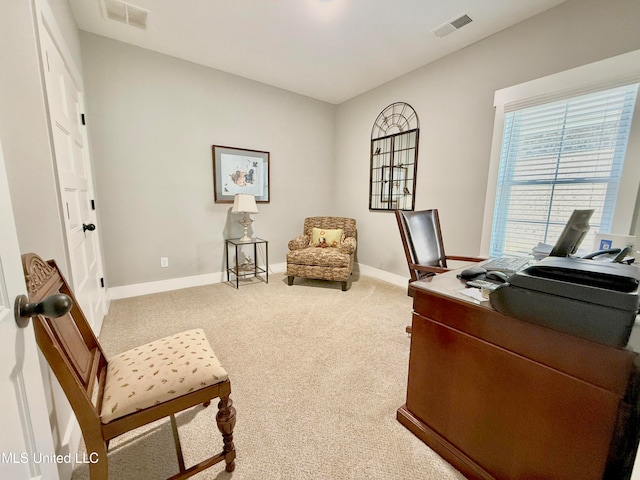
[212,145,270,203]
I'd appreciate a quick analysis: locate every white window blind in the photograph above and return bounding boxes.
[490,83,639,257]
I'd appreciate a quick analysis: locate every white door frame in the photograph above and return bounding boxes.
[36,6,107,335]
[29,0,108,473]
[34,0,108,333]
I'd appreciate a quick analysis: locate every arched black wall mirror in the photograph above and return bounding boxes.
[369,102,419,211]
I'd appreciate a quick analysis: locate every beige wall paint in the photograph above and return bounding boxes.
[4,0,639,291]
[335,0,640,277]
[80,33,336,287]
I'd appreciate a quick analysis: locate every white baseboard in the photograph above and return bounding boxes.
[354,263,408,288]
[92,306,105,336]
[108,263,404,300]
[109,273,223,299]
[109,263,287,299]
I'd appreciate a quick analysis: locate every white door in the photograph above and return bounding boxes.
[37,15,106,331]
[0,138,59,479]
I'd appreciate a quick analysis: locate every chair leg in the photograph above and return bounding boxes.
[87,439,109,480]
[169,414,186,474]
[341,272,353,291]
[287,275,294,285]
[216,395,237,473]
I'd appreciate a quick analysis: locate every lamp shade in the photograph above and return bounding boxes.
[231,194,259,214]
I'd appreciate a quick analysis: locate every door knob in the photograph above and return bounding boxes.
[14,293,73,328]
[83,223,96,232]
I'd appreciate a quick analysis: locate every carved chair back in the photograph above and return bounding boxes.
[22,253,107,433]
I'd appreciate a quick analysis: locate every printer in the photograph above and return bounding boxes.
[490,257,640,347]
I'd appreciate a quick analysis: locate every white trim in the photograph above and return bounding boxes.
[93,305,106,334]
[270,262,286,274]
[109,262,287,299]
[107,262,407,299]
[494,50,640,111]
[481,49,640,257]
[355,263,408,288]
[110,272,224,299]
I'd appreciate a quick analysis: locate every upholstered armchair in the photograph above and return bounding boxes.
[286,216,357,291]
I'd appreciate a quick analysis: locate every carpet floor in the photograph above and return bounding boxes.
[72,273,465,480]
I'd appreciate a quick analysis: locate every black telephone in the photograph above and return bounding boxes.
[581,246,634,264]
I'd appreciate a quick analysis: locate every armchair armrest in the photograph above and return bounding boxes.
[288,235,310,251]
[340,237,357,255]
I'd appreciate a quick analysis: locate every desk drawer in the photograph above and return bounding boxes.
[412,292,635,396]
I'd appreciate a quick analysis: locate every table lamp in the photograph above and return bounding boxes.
[231,194,259,241]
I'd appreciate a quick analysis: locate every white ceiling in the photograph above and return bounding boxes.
[69,0,567,104]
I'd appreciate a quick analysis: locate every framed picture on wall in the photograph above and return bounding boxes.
[212,145,270,203]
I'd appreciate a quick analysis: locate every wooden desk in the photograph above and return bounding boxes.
[397,269,640,480]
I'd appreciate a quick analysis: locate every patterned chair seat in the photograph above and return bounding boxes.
[286,247,351,269]
[101,329,228,423]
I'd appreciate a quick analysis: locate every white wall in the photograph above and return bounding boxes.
[335,0,640,278]
[80,33,336,287]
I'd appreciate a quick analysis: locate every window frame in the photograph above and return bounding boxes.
[480,50,640,257]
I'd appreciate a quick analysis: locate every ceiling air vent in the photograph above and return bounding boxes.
[432,14,473,38]
[102,0,149,29]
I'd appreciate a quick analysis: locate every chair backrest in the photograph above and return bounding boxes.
[22,253,106,432]
[396,209,447,280]
[303,217,356,238]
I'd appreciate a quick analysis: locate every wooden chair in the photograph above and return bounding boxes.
[396,209,484,284]
[20,253,236,479]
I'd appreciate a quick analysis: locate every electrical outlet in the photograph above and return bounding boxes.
[160,257,169,268]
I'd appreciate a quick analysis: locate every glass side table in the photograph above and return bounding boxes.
[225,237,268,288]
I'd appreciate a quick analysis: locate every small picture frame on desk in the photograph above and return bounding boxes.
[212,145,270,203]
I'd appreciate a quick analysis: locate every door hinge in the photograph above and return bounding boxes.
[100,277,105,288]
[91,199,96,210]
[81,113,86,125]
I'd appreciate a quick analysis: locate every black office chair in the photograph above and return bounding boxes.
[396,209,485,334]
[396,209,485,284]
